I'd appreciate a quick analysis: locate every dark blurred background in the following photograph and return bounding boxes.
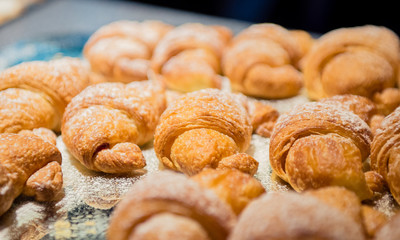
[131,0,399,35]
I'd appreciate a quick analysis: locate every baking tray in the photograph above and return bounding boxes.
[0,34,398,240]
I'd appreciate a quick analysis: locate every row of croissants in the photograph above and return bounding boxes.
[0,19,400,240]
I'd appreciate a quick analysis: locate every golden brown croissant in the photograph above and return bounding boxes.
[61,80,166,173]
[375,211,400,240]
[0,57,97,133]
[150,23,231,92]
[222,23,303,99]
[269,101,374,200]
[371,106,400,204]
[304,25,400,100]
[0,131,62,216]
[229,191,365,240]
[83,20,173,83]
[154,89,258,176]
[108,171,236,240]
[191,168,265,215]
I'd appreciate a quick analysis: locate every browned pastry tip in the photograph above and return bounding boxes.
[375,211,400,240]
[62,80,166,173]
[364,171,387,196]
[0,57,96,133]
[222,23,304,99]
[370,114,385,136]
[304,186,363,225]
[154,89,252,175]
[361,205,388,239]
[247,100,279,137]
[320,94,377,124]
[210,25,233,43]
[373,88,400,115]
[108,171,236,240]
[217,153,259,176]
[191,168,265,215]
[151,23,229,92]
[270,102,373,200]
[304,25,400,100]
[83,20,173,83]
[290,29,314,59]
[229,191,365,240]
[371,106,400,205]
[0,133,62,216]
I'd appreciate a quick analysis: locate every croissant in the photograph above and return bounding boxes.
[222,23,303,99]
[371,106,400,204]
[269,101,374,200]
[150,23,232,92]
[229,191,365,240]
[107,171,236,240]
[0,57,97,133]
[304,25,400,100]
[191,168,265,215]
[154,89,258,176]
[83,20,173,83]
[375,211,400,240]
[61,80,166,173]
[0,130,62,216]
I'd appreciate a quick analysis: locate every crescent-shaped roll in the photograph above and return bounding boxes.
[154,89,255,176]
[222,23,303,99]
[107,171,236,240]
[269,101,373,200]
[0,57,97,133]
[0,132,62,216]
[61,80,166,173]
[229,191,365,240]
[83,20,173,83]
[371,106,400,204]
[303,25,400,100]
[150,23,232,92]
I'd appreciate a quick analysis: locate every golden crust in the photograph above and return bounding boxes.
[0,58,96,133]
[62,80,166,173]
[151,23,230,92]
[229,192,365,240]
[191,168,265,215]
[361,205,388,239]
[217,153,259,175]
[84,20,173,83]
[108,171,236,240]
[373,88,400,116]
[270,102,373,199]
[375,211,400,240]
[154,89,252,175]
[304,25,400,100]
[222,23,303,99]
[0,133,62,216]
[371,106,400,204]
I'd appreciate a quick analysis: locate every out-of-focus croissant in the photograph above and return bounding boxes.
[304,25,400,100]
[371,106,400,204]
[269,101,374,200]
[83,20,173,83]
[62,80,166,173]
[0,131,62,216]
[150,23,232,92]
[154,89,260,176]
[222,23,303,99]
[108,171,236,240]
[229,191,365,240]
[0,58,97,133]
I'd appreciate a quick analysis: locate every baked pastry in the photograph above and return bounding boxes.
[361,205,388,239]
[154,89,256,176]
[222,23,303,99]
[373,88,400,116]
[83,20,173,83]
[150,23,231,92]
[375,211,400,240]
[229,191,365,240]
[0,131,62,216]
[0,58,97,133]
[191,168,265,215]
[107,171,236,240]
[290,29,314,69]
[303,25,400,100]
[62,80,166,173]
[269,101,373,200]
[371,106,400,204]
